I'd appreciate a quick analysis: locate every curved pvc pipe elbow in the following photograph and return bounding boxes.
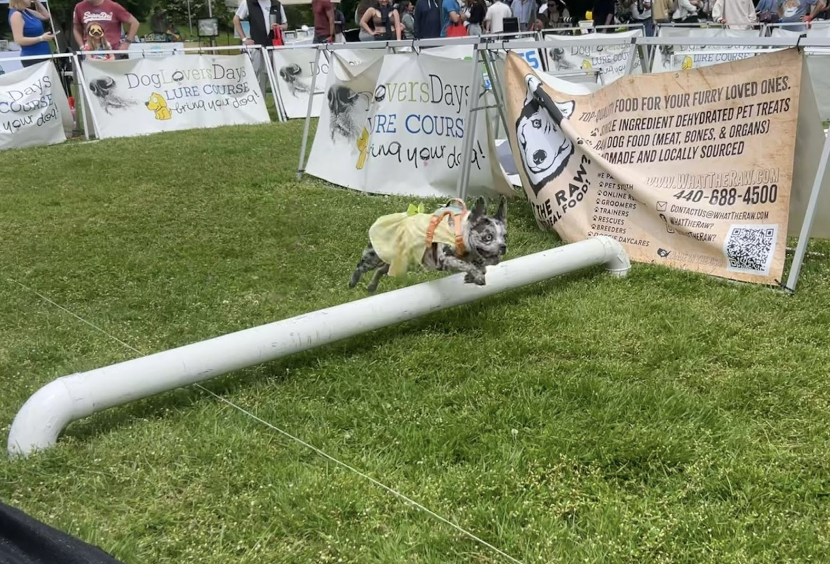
[7,378,79,458]
[599,236,632,277]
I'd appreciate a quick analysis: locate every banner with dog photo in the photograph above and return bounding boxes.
[543,29,642,85]
[651,27,763,73]
[305,52,513,199]
[0,61,74,152]
[271,48,385,119]
[80,54,270,139]
[504,49,802,285]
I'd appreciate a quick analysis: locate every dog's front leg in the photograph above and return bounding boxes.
[435,247,486,286]
[463,257,488,286]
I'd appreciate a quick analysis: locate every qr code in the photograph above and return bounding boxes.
[723,224,778,276]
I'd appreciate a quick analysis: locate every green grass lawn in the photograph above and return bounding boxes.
[2,121,830,564]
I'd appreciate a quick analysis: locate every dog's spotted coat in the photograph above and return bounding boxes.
[350,197,508,294]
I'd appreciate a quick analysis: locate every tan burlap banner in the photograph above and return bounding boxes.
[505,49,802,285]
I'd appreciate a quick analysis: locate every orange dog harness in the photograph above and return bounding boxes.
[424,198,468,256]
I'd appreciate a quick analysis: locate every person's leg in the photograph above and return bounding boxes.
[250,49,269,96]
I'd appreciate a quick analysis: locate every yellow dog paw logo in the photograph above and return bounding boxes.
[146,92,172,121]
[681,56,693,70]
[356,127,369,170]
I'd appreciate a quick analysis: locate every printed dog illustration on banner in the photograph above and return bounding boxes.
[548,48,576,71]
[146,92,172,120]
[515,74,576,196]
[659,45,674,68]
[327,84,371,142]
[350,197,508,294]
[83,22,115,61]
[278,64,319,97]
[88,76,137,115]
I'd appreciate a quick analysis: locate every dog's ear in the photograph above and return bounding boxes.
[557,100,575,120]
[495,196,507,224]
[523,74,541,107]
[470,196,486,221]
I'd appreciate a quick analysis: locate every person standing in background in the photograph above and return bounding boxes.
[672,0,700,23]
[233,0,288,97]
[776,0,823,31]
[629,0,653,35]
[333,6,347,41]
[484,0,513,33]
[441,0,467,36]
[359,0,401,40]
[592,0,616,30]
[651,0,671,24]
[510,0,537,31]
[414,0,442,37]
[399,1,417,37]
[312,0,336,43]
[73,0,138,59]
[467,0,487,33]
[711,0,757,28]
[8,0,54,67]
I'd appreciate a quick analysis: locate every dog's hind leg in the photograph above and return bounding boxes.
[366,263,390,294]
[349,243,384,288]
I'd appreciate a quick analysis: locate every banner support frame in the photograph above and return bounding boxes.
[73,57,103,140]
[260,46,286,122]
[480,47,510,140]
[784,121,830,292]
[297,46,322,180]
[456,51,484,200]
[70,54,93,141]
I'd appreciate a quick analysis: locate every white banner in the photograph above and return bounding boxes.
[771,21,830,42]
[306,52,513,199]
[669,49,776,71]
[421,43,544,90]
[81,54,270,139]
[271,48,384,119]
[543,29,642,84]
[0,51,24,76]
[771,26,830,119]
[652,27,762,73]
[0,61,72,151]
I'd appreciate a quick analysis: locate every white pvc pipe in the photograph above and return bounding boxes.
[8,237,630,458]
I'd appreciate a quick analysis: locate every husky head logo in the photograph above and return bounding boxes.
[515,74,575,196]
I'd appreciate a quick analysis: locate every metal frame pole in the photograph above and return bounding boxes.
[481,47,510,137]
[784,123,830,292]
[261,46,285,122]
[72,55,102,139]
[297,46,323,180]
[456,49,484,200]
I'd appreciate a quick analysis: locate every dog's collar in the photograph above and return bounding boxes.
[425,198,468,256]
